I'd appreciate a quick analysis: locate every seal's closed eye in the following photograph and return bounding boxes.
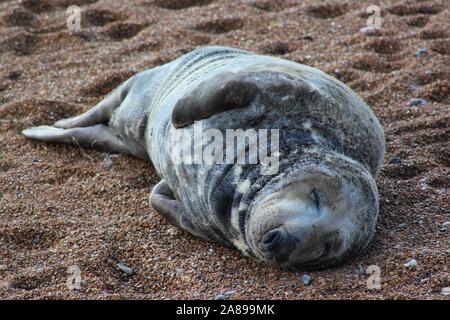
[171,71,261,128]
[311,188,321,209]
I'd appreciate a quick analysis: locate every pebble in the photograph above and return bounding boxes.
[408,98,428,107]
[224,290,236,297]
[215,294,226,300]
[442,221,450,228]
[398,223,407,229]
[441,287,450,296]
[32,235,42,245]
[176,268,184,274]
[117,263,134,276]
[389,156,402,164]
[403,259,417,268]
[355,265,365,276]
[419,178,428,191]
[301,274,312,285]
[7,71,21,80]
[413,48,427,58]
[360,26,380,35]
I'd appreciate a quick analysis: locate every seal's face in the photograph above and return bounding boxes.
[246,166,378,270]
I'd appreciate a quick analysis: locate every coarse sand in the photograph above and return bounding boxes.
[0,0,449,299]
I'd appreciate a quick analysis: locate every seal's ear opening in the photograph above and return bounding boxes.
[171,71,260,128]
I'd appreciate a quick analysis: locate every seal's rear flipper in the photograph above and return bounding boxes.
[22,124,133,156]
[171,71,261,128]
[150,180,209,241]
[54,77,135,129]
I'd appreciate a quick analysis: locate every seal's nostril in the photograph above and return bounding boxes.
[260,228,297,263]
[261,228,289,251]
[261,229,281,246]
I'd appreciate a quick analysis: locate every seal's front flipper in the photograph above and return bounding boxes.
[22,124,133,156]
[150,180,209,241]
[171,71,261,128]
[54,76,135,129]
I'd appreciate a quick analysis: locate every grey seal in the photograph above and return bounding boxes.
[22,46,385,270]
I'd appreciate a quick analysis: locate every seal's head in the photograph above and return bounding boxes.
[245,155,379,270]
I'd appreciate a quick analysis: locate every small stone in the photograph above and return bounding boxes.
[441,287,450,296]
[354,265,365,276]
[404,259,417,268]
[442,221,450,228]
[117,263,134,276]
[7,71,21,80]
[224,290,236,297]
[398,223,407,229]
[408,98,428,107]
[176,268,184,274]
[166,228,178,236]
[360,26,380,35]
[389,156,402,164]
[413,48,427,58]
[419,178,428,191]
[301,274,312,285]
[215,294,226,300]
[32,234,42,245]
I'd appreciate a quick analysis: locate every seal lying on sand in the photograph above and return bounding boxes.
[22,46,385,270]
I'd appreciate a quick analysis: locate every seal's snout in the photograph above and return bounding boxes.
[260,227,297,263]
[246,163,379,270]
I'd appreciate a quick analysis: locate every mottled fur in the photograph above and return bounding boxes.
[23,46,385,270]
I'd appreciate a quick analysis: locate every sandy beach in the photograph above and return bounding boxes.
[0,0,448,299]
